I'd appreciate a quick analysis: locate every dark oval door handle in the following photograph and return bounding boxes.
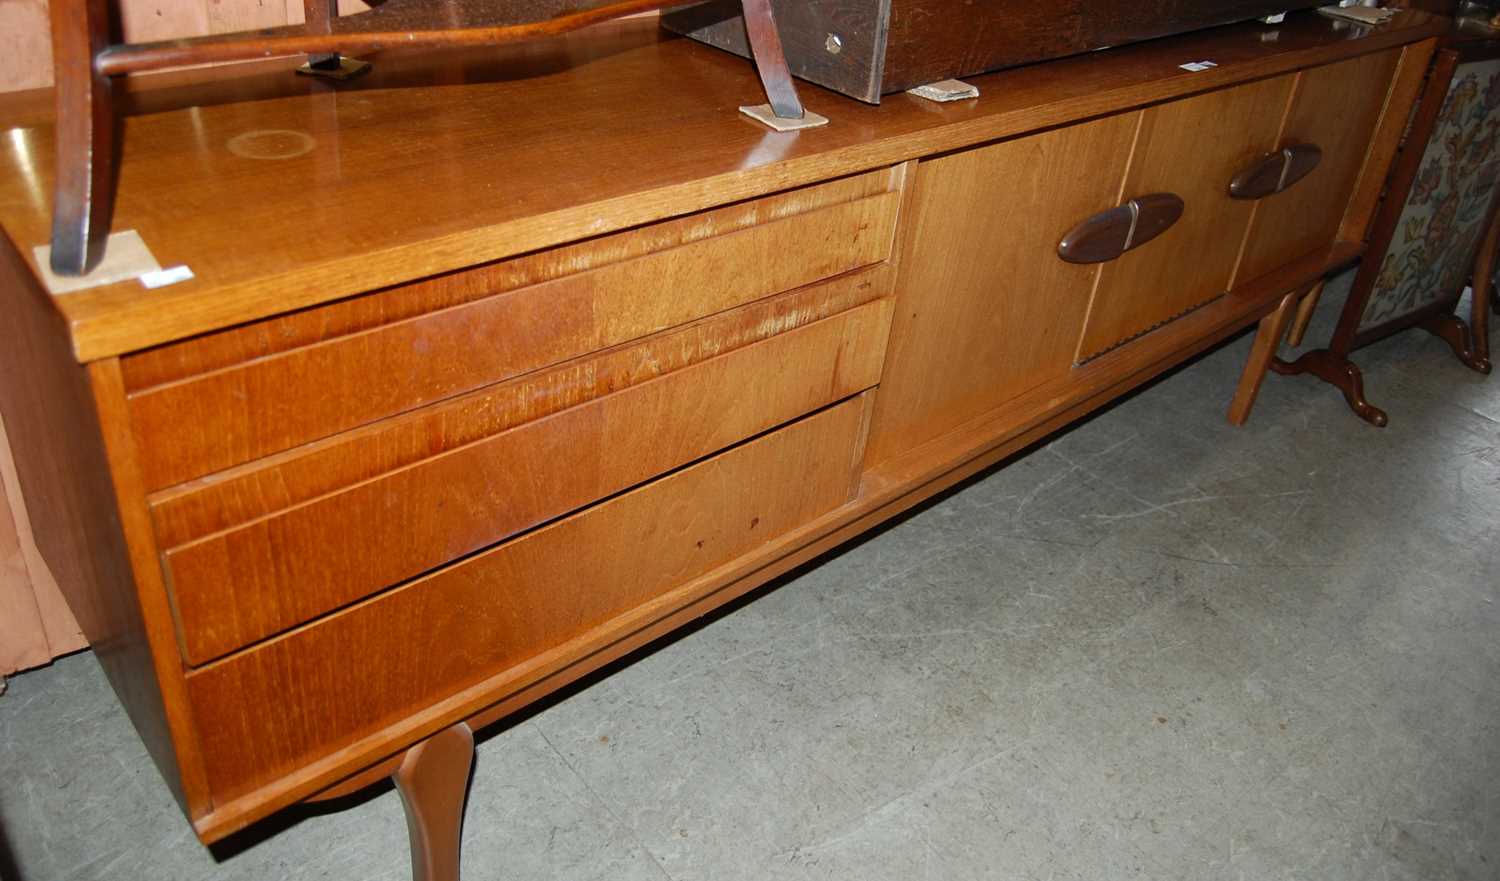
[1229,143,1323,199]
[1280,143,1322,190]
[1230,152,1288,199]
[1058,193,1185,264]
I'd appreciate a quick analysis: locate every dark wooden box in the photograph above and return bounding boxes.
[662,0,1330,103]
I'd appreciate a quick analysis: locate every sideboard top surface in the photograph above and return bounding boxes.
[0,10,1444,362]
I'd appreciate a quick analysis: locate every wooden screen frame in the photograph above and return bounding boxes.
[1335,41,1500,352]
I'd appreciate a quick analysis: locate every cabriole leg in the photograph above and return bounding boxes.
[393,722,475,881]
[48,0,115,277]
[1271,349,1389,428]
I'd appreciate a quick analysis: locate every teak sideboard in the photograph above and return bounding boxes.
[0,11,1445,879]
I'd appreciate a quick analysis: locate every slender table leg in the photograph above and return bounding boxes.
[1467,208,1497,373]
[1227,288,1300,426]
[393,722,475,881]
[48,0,115,276]
[1287,279,1326,348]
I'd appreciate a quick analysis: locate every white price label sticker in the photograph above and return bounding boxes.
[140,265,195,289]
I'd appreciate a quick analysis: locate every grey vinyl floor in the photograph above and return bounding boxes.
[3,270,1498,881]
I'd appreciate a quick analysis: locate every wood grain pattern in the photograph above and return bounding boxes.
[1078,74,1294,360]
[864,111,1139,467]
[0,12,1445,361]
[125,187,899,490]
[99,0,690,76]
[185,397,866,802]
[1234,49,1402,286]
[196,242,1367,844]
[119,168,896,392]
[0,233,211,816]
[164,300,891,664]
[147,267,890,552]
[0,11,1442,853]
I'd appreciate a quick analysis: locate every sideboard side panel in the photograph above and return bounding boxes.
[0,232,209,819]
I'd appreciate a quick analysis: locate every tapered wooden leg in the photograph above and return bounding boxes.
[48,0,116,276]
[1287,279,1326,348]
[1227,289,1300,426]
[1468,207,1497,373]
[1271,349,1389,427]
[393,722,475,881]
[741,0,805,119]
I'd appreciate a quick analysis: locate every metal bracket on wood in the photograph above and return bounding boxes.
[296,56,372,80]
[738,0,827,130]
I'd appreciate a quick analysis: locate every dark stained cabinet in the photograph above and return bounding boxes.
[664,0,1326,101]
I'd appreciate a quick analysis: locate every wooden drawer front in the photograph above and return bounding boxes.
[184,398,867,802]
[123,170,901,491]
[161,299,890,665]
[1077,74,1293,360]
[1234,49,1401,285]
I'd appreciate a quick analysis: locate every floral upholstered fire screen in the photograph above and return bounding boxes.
[1360,57,1500,332]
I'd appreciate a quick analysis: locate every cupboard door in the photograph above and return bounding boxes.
[1234,49,1402,285]
[866,112,1139,467]
[1076,74,1294,361]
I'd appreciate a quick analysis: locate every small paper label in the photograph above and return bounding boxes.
[1179,60,1219,72]
[907,79,981,102]
[140,265,195,289]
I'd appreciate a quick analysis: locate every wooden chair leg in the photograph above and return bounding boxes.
[1227,288,1300,426]
[48,0,116,276]
[393,722,475,881]
[1287,279,1326,348]
[741,0,805,119]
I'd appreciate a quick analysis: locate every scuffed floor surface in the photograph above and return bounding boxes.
[3,275,1498,881]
